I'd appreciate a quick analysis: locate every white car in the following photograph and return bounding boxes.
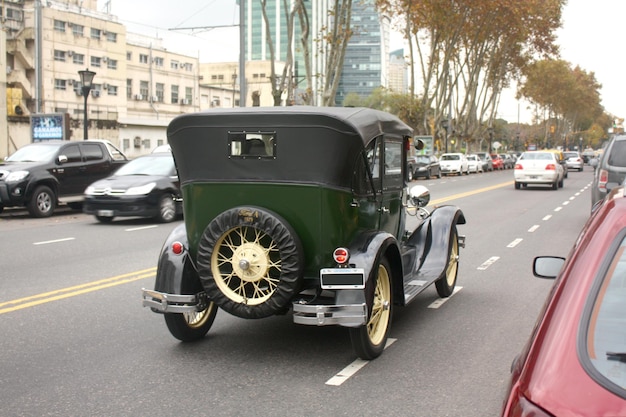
[514,151,565,190]
[439,153,469,176]
[466,154,483,173]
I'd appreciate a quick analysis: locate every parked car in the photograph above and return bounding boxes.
[591,134,626,208]
[439,152,469,176]
[142,107,466,360]
[513,150,565,190]
[475,152,493,171]
[407,154,441,180]
[0,139,128,217]
[500,154,515,169]
[83,152,181,223]
[491,154,505,170]
[501,185,626,417]
[466,154,483,173]
[563,151,584,172]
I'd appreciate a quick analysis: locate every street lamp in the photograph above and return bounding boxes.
[78,68,96,140]
[441,119,449,153]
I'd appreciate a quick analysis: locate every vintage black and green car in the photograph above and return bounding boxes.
[142,106,466,360]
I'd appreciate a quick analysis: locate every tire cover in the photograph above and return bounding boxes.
[197,206,304,319]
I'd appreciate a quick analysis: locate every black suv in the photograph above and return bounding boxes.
[591,134,626,209]
[0,140,127,217]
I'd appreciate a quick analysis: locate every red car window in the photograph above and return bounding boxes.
[586,234,626,395]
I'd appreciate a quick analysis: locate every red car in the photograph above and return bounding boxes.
[491,154,504,170]
[501,186,626,416]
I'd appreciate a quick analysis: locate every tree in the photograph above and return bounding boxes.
[319,0,353,106]
[376,0,563,146]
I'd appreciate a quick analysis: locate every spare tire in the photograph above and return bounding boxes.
[196,207,304,319]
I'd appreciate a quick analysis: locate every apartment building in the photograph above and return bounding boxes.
[2,0,239,158]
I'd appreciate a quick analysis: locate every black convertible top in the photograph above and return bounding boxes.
[167,106,413,188]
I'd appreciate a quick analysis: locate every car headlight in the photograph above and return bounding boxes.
[84,185,96,195]
[125,182,156,195]
[5,170,29,182]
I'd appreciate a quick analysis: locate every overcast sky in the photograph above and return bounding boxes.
[99,0,626,124]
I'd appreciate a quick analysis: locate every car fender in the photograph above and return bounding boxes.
[22,168,61,201]
[335,230,402,306]
[154,223,204,295]
[407,205,466,282]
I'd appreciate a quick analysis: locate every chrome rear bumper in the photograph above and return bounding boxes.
[142,289,207,314]
[292,302,367,327]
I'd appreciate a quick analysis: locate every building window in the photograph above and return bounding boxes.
[72,24,84,37]
[54,20,65,32]
[90,56,102,68]
[171,60,179,70]
[171,85,179,103]
[54,79,67,91]
[107,85,118,96]
[139,54,149,64]
[106,32,117,43]
[126,79,132,99]
[185,87,193,103]
[154,57,164,67]
[91,28,101,39]
[53,50,66,62]
[155,83,164,102]
[140,81,149,98]
[73,54,85,66]
[126,51,132,61]
[107,59,118,70]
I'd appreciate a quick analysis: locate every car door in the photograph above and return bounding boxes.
[53,143,84,196]
[380,136,404,239]
[79,142,111,190]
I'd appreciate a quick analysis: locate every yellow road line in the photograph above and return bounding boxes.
[0,267,156,315]
[430,181,513,205]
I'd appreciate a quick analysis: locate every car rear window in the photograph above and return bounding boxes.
[607,140,626,167]
[584,233,626,397]
[228,132,276,159]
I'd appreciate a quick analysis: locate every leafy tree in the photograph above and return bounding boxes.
[376,0,563,145]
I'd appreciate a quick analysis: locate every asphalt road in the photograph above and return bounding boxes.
[0,166,596,417]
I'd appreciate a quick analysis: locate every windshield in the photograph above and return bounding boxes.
[115,155,175,176]
[5,144,59,162]
[441,155,459,161]
[415,155,430,163]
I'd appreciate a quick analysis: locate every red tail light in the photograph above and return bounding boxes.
[333,247,350,265]
[598,169,608,190]
[171,241,184,255]
[514,163,523,170]
[545,164,556,171]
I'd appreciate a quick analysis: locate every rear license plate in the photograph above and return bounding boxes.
[320,268,365,290]
[97,210,114,217]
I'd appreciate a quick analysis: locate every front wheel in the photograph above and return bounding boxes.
[349,257,393,360]
[28,185,56,218]
[156,193,177,223]
[435,226,459,297]
[164,302,218,342]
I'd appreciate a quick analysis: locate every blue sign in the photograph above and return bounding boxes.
[31,113,66,141]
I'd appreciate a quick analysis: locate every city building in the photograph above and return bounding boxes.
[1,0,238,158]
[334,0,391,106]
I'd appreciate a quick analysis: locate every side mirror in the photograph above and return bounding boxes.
[57,154,68,164]
[532,256,565,279]
[409,184,430,208]
[414,139,424,151]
